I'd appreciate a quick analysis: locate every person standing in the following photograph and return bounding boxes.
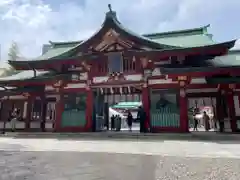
[203,111,210,131]
[110,115,115,131]
[116,115,122,131]
[137,106,146,133]
[10,108,18,132]
[193,108,198,131]
[127,110,133,132]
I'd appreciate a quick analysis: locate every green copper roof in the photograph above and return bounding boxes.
[37,25,214,61]
[143,25,210,38]
[10,8,234,65]
[111,102,142,109]
[143,25,215,47]
[34,42,80,61]
[150,34,214,47]
[0,70,55,83]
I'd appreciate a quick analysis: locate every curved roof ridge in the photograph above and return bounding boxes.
[49,40,82,46]
[143,24,210,38]
[70,5,178,50]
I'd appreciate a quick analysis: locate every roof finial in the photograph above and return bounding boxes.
[108,4,112,12]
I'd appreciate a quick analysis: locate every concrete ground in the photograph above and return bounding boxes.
[0,137,240,179]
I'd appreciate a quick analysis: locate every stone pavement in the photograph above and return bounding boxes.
[0,137,240,179]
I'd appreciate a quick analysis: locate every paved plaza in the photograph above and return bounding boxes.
[0,137,240,179]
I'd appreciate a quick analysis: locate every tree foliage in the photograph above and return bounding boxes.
[8,41,19,61]
[0,42,21,77]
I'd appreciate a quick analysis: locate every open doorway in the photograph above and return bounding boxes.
[92,86,141,132]
[188,97,217,132]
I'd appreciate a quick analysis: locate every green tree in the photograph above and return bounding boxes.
[8,41,19,61]
[0,42,21,77]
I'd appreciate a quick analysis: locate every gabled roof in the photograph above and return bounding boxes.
[18,5,178,62]
[8,39,236,70]
[8,5,237,71]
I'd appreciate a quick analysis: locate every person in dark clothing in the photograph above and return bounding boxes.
[111,115,115,131]
[116,115,122,131]
[193,115,198,131]
[193,108,198,131]
[127,110,133,132]
[137,106,146,133]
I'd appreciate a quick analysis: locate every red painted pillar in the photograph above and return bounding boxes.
[179,89,188,132]
[238,92,240,108]
[85,88,93,131]
[54,92,64,132]
[25,96,33,130]
[215,93,223,124]
[142,84,150,129]
[227,91,237,132]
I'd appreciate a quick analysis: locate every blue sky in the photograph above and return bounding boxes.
[0,0,239,61]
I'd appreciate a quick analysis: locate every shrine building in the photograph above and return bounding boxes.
[0,5,240,133]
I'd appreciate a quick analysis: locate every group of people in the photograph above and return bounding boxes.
[110,106,147,133]
[193,110,215,131]
[110,114,122,131]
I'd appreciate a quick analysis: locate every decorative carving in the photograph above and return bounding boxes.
[81,61,91,71]
[53,80,63,88]
[107,72,126,82]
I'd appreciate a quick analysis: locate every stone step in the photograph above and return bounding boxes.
[1,131,240,141]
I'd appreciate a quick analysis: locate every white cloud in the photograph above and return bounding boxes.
[0,0,239,61]
[231,39,240,50]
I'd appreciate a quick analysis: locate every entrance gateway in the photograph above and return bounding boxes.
[0,5,239,133]
[92,85,142,132]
